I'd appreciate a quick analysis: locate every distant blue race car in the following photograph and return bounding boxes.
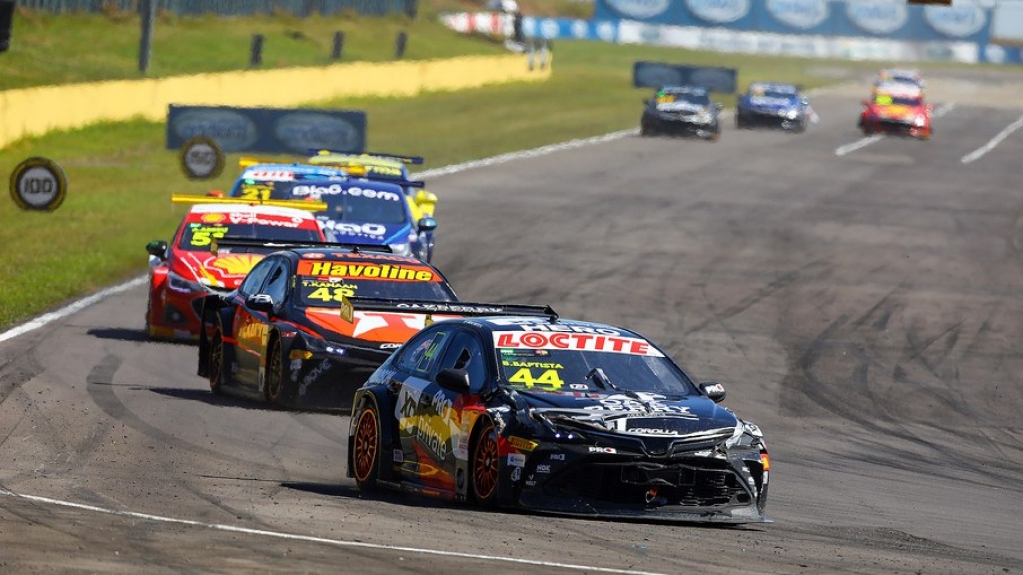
[227,164,437,261]
[735,82,816,132]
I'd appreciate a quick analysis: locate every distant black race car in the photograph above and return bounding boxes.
[640,86,722,141]
[347,314,770,523]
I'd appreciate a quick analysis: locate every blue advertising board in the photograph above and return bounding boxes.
[633,62,738,93]
[594,0,992,44]
[166,105,367,155]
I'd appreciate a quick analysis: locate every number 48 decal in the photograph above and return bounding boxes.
[507,368,564,390]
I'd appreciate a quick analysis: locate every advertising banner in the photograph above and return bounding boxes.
[594,0,992,43]
[166,105,367,154]
[632,62,738,93]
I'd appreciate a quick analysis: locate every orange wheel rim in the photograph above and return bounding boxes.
[353,410,378,482]
[473,424,498,500]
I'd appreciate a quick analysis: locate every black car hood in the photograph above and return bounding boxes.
[516,390,738,441]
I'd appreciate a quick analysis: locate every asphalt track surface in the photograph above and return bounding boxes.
[3,70,1023,574]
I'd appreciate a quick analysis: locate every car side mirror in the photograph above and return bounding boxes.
[643,98,651,106]
[699,381,727,403]
[418,217,438,232]
[146,240,168,260]
[436,368,470,393]
[861,99,870,107]
[714,103,723,111]
[926,103,934,112]
[246,294,275,314]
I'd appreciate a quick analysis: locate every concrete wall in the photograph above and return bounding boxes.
[0,53,550,149]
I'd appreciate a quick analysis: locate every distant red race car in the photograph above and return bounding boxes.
[145,199,327,341]
[858,83,932,139]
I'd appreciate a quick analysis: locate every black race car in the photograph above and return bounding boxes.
[347,314,770,523]
[196,241,526,409]
[640,86,722,140]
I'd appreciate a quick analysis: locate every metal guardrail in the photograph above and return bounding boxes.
[16,0,417,17]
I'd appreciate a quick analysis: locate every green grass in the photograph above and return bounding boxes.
[0,10,506,89]
[0,7,926,331]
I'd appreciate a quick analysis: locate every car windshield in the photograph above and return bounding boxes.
[176,220,320,251]
[236,181,408,224]
[657,91,709,106]
[497,347,696,397]
[875,93,921,107]
[753,89,797,101]
[294,259,456,305]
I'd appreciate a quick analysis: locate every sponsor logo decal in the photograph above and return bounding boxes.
[297,260,436,281]
[507,453,526,467]
[508,436,539,452]
[846,0,908,35]
[686,0,751,24]
[588,446,617,454]
[494,331,664,357]
[924,4,985,38]
[273,113,361,154]
[172,109,258,151]
[766,0,828,29]
[606,0,670,19]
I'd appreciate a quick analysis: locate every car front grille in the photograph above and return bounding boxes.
[546,457,752,508]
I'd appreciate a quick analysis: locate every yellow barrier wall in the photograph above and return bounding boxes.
[0,54,550,149]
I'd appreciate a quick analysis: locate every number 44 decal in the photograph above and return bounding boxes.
[507,368,564,390]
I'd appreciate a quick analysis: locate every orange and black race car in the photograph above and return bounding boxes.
[196,243,540,408]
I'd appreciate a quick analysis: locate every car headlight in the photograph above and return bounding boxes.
[913,115,927,127]
[167,270,209,294]
[388,242,412,256]
[784,109,800,120]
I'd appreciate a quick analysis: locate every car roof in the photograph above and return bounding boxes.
[185,202,319,220]
[659,85,708,95]
[288,247,435,265]
[749,82,799,93]
[239,163,349,181]
[874,81,923,97]
[465,316,643,337]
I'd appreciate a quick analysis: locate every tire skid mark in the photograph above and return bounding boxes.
[688,260,831,336]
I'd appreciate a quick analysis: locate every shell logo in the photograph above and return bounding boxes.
[201,213,226,223]
[210,254,262,275]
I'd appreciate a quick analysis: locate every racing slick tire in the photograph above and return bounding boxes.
[469,417,500,507]
[735,114,745,130]
[208,326,225,395]
[351,401,382,490]
[262,335,290,407]
[144,296,157,340]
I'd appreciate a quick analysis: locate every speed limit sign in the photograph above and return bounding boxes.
[9,157,68,211]
[179,136,225,180]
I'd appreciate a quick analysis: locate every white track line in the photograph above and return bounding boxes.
[835,102,956,157]
[961,113,1023,164]
[0,276,147,344]
[835,134,884,156]
[0,488,670,575]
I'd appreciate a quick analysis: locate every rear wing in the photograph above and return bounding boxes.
[309,149,424,165]
[210,237,392,256]
[347,297,558,321]
[171,193,328,212]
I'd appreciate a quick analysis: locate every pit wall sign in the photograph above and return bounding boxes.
[593,0,992,43]
[166,105,367,155]
[9,157,68,211]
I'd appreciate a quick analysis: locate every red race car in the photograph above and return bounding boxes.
[858,83,932,139]
[145,198,327,341]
